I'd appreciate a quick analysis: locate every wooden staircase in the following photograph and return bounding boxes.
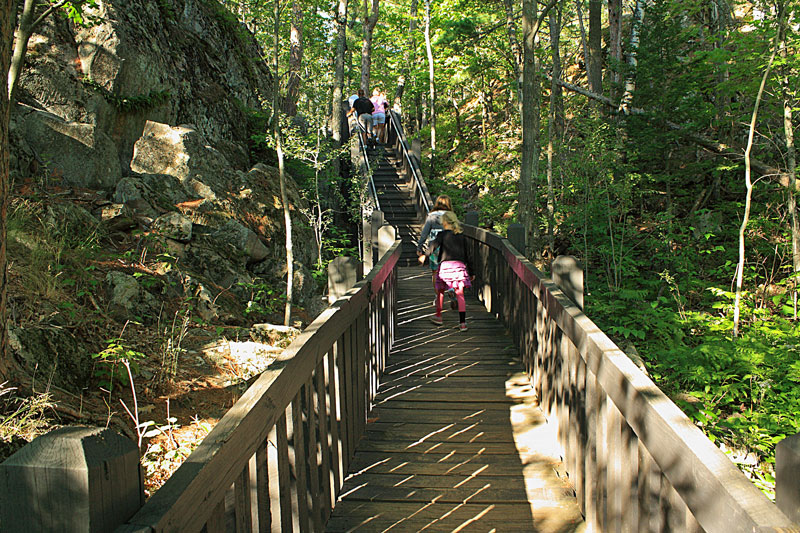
[368,144,422,267]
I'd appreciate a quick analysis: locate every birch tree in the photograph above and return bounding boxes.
[778,1,798,317]
[273,0,293,327]
[733,13,781,338]
[424,0,436,176]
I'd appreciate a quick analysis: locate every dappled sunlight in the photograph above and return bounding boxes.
[327,267,585,531]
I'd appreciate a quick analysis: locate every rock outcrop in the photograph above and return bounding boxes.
[7,0,325,391]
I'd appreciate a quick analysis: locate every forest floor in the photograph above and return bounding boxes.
[0,183,302,497]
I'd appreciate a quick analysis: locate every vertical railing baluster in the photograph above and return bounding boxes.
[607,401,622,533]
[266,426,281,533]
[276,412,294,533]
[234,460,253,532]
[315,361,333,521]
[254,441,269,533]
[305,376,322,531]
[328,343,344,490]
[292,393,309,532]
[342,328,355,466]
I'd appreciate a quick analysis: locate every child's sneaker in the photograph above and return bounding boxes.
[430,315,443,326]
[459,322,468,331]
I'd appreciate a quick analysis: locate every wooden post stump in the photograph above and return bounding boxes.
[553,255,585,310]
[464,211,479,227]
[378,224,397,259]
[328,256,362,304]
[370,211,385,268]
[0,426,143,532]
[777,432,800,523]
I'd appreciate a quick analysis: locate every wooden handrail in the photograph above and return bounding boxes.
[119,241,402,532]
[462,225,799,533]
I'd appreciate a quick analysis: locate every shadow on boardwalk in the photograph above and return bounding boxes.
[326,267,586,532]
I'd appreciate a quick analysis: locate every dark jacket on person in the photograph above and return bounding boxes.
[352,97,374,115]
[427,230,472,274]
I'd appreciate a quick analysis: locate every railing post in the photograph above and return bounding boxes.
[378,224,397,259]
[776,432,800,523]
[464,211,479,227]
[328,256,362,304]
[552,255,585,310]
[0,426,143,532]
[507,223,525,255]
[362,210,384,272]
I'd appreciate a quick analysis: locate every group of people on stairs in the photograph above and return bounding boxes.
[416,195,474,332]
[347,88,390,145]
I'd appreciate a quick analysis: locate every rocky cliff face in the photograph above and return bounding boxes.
[8,0,323,391]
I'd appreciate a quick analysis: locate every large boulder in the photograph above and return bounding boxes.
[130,121,241,200]
[14,105,121,190]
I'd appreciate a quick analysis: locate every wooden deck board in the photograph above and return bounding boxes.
[325,267,585,532]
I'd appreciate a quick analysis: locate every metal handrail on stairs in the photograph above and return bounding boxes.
[353,112,381,212]
[388,110,430,214]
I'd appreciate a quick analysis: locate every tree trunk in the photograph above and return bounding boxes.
[607,0,622,100]
[424,0,435,177]
[575,0,590,78]
[546,6,564,255]
[274,0,293,327]
[331,0,347,143]
[360,0,379,92]
[396,0,418,114]
[588,0,602,99]
[283,0,303,116]
[778,2,798,318]
[503,0,522,108]
[520,0,540,256]
[450,93,461,149]
[0,0,14,381]
[619,0,645,114]
[733,32,778,338]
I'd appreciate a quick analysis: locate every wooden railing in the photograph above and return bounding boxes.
[463,225,798,533]
[119,241,401,532]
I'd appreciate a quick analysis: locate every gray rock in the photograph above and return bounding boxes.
[16,104,121,190]
[212,220,268,263]
[99,203,136,232]
[105,271,160,321]
[152,212,192,242]
[8,326,92,393]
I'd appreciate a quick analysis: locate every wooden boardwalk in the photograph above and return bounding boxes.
[326,267,585,532]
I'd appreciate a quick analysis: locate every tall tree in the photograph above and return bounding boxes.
[618,0,645,114]
[778,0,798,317]
[733,15,780,337]
[360,0,379,92]
[283,0,304,116]
[546,5,564,255]
[0,0,13,381]
[273,0,293,327]
[331,0,348,143]
[424,0,436,176]
[503,0,523,107]
[607,0,621,100]
[395,0,418,115]
[520,0,540,255]
[587,0,602,98]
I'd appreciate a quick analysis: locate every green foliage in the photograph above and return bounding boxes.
[82,78,171,113]
[238,278,284,319]
[92,336,146,392]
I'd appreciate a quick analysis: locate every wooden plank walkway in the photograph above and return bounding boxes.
[326,267,586,532]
